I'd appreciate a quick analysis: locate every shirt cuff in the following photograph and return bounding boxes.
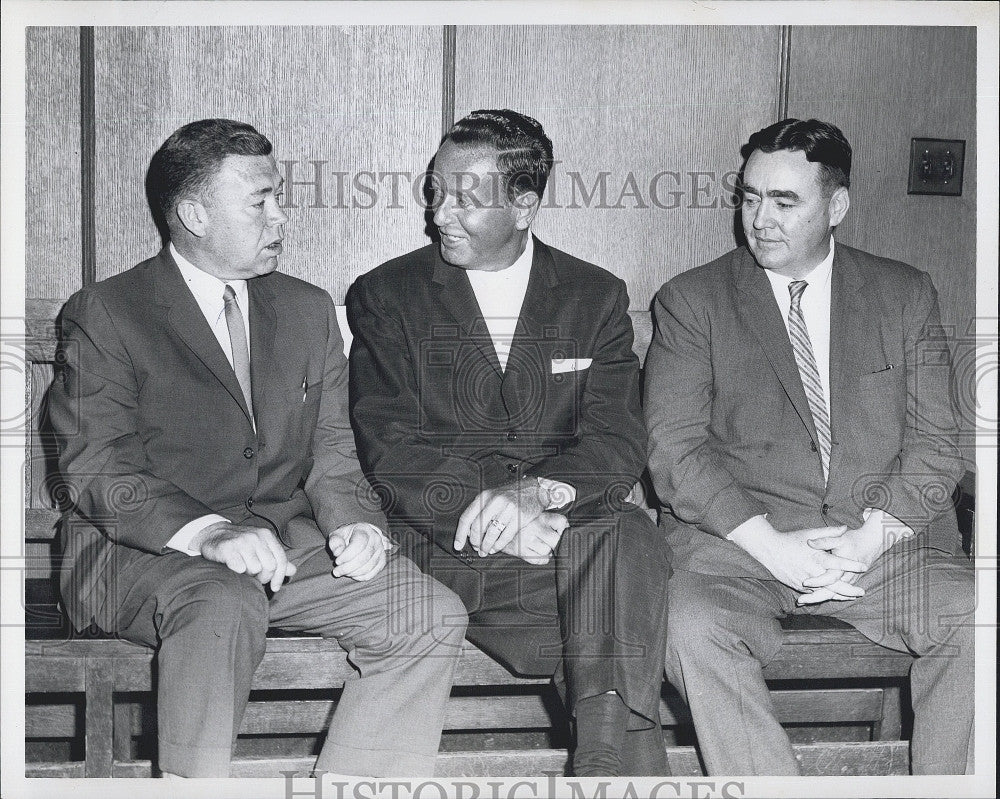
[726,513,770,541]
[863,507,915,539]
[536,477,576,510]
[166,514,230,556]
[374,526,394,551]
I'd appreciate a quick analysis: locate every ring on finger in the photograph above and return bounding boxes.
[487,518,507,533]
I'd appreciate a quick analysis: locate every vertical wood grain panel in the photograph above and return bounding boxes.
[93,27,443,301]
[787,27,977,463]
[787,27,976,335]
[26,27,83,300]
[454,26,781,310]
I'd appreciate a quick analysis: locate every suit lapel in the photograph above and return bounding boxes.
[502,238,561,417]
[432,254,503,376]
[734,249,822,447]
[827,246,868,482]
[248,275,280,432]
[153,248,254,426]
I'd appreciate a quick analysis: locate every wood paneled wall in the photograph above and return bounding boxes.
[25,27,82,299]
[91,27,443,299]
[787,26,976,337]
[454,26,781,310]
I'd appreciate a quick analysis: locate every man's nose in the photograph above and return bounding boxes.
[433,195,454,228]
[753,200,774,229]
[269,202,289,227]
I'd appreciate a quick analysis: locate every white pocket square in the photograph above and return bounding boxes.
[551,357,593,375]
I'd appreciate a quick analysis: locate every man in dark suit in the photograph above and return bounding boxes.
[48,119,467,778]
[348,110,672,776]
[644,118,975,775]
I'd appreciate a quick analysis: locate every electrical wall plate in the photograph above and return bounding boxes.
[908,138,965,196]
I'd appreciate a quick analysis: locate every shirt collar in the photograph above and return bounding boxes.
[763,237,835,293]
[169,242,248,307]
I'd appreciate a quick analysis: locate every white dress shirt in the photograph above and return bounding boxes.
[763,238,834,416]
[466,235,534,372]
[166,243,251,555]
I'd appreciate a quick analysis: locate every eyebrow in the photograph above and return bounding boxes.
[251,178,284,197]
[741,183,800,201]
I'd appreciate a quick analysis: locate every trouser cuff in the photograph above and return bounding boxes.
[316,742,436,778]
[158,739,231,777]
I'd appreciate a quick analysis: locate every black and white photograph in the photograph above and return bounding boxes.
[1,2,996,798]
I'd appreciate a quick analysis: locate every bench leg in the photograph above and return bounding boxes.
[113,700,134,767]
[84,659,114,777]
[873,684,902,741]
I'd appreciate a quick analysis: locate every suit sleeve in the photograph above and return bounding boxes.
[348,277,488,552]
[522,280,648,506]
[644,280,769,538]
[48,290,217,553]
[856,271,965,535]
[303,295,389,535]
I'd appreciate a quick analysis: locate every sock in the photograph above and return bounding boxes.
[621,724,671,776]
[572,691,629,777]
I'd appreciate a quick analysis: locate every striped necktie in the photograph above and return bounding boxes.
[787,280,831,480]
[223,284,253,419]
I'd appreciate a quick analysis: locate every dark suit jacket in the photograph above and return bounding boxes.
[346,237,647,564]
[644,244,965,579]
[48,248,386,631]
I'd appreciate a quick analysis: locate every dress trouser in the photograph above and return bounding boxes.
[402,503,671,729]
[110,540,468,777]
[664,543,975,775]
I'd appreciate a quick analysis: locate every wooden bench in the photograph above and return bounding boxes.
[22,301,974,777]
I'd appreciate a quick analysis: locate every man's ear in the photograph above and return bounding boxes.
[175,198,208,238]
[828,186,850,227]
[512,191,541,230]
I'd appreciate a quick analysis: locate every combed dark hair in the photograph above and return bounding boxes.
[444,109,554,201]
[741,118,852,191]
[145,119,272,232]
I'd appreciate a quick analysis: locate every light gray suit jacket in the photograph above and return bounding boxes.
[48,249,386,631]
[644,243,964,579]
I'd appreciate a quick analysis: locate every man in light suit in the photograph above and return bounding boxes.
[348,110,672,776]
[644,118,975,775]
[48,119,467,778]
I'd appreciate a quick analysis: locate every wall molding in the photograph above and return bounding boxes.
[777,25,791,121]
[441,25,456,138]
[79,26,96,287]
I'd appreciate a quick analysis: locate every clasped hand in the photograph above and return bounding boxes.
[454,478,567,564]
[328,522,389,581]
[798,510,895,604]
[729,518,867,604]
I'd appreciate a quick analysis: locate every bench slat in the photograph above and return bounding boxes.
[27,740,908,779]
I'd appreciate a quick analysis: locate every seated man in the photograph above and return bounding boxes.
[644,118,975,775]
[48,118,467,778]
[348,109,672,776]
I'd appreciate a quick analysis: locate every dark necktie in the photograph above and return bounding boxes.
[787,280,831,480]
[223,285,253,418]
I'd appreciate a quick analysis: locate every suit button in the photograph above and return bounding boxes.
[506,463,518,474]
[507,431,518,441]
[822,503,829,514]
[246,497,254,509]
[810,441,817,452]
[243,447,255,459]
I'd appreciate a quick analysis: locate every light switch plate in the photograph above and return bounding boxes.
[908,138,965,196]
